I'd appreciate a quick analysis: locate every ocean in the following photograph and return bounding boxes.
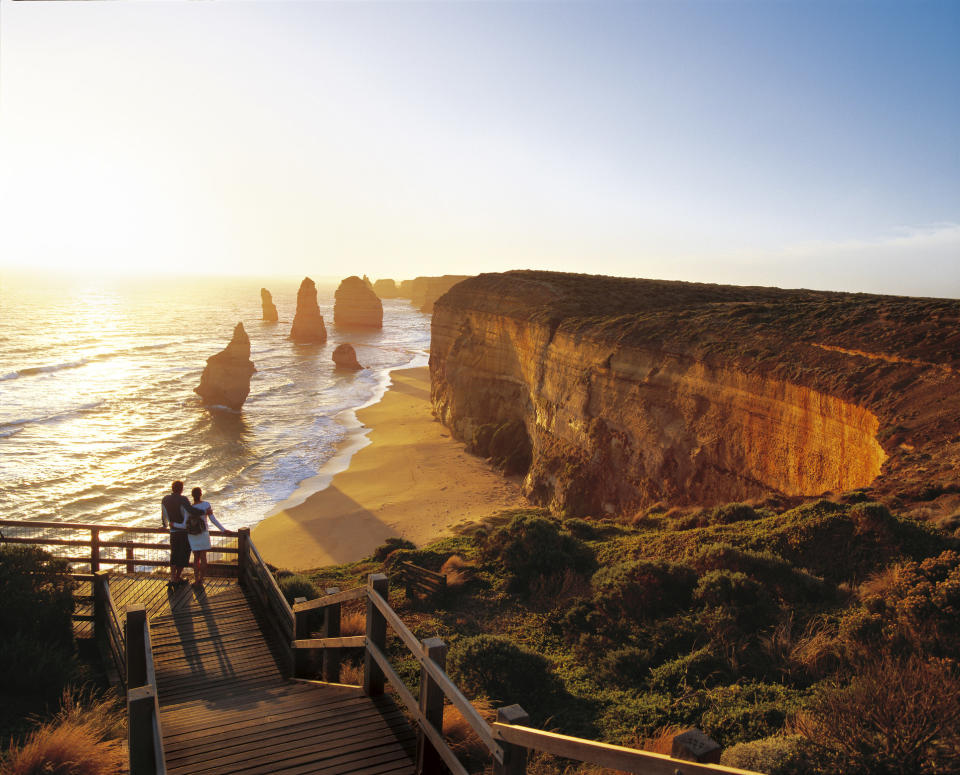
[0,272,431,531]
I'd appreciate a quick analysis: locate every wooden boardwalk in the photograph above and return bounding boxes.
[111,574,415,775]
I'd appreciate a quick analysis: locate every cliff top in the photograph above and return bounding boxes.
[435,270,960,509]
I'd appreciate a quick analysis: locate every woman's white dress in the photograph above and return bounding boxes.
[185,500,226,551]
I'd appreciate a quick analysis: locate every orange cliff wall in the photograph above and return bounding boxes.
[430,272,960,517]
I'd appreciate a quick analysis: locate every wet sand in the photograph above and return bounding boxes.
[251,367,525,571]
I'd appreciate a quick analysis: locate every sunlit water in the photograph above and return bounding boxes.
[0,272,430,530]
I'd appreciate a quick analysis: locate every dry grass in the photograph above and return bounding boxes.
[2,722,126,775]
[338,662,363,686]
[635,725,685,756]
[759,615,840,682]
[796,653,960,774]
[442,697,496,769]
[440,555,475,588]
[858,564,907,601]
[340,609,366,637]
[45,688,126,742]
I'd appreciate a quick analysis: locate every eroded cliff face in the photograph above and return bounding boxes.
[431,272,960,516]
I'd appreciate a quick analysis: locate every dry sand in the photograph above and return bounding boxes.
[252,367,526,571]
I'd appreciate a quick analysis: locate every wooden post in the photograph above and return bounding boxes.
[128,684,158,775]
[90,527,100,573]
[494,705,530,775]
[363,573,388,697]
[671,728,722,764]
[293,596,313,678]
[237,528,250,585]
[416,637,448,775]
[126,604,148,689]
[322,586,341,683]
[92,570,110,641]
[125,542,135,574]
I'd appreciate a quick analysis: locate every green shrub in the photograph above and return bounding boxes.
[0,634,78,697]
[448,635,557,711]
[598,647,653,685]
[694,570,764,608]
[693,544,826,603]
[481,514,595,594]
[0,546,74,647]
[721,735,812,775]
[648,646,731,692]
[592,559,696,622]
[278,574,318,604]
[710,503,760,525]
[370,537,416,562]
[693,569,775,628]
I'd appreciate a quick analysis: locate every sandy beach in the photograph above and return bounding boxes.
[252,367,526,571]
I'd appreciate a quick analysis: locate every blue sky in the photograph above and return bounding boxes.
[0,0,957,296]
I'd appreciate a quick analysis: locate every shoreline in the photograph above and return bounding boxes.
[251,366,527,571]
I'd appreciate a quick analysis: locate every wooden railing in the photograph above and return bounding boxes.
[125,604,166,775]
[93,570,127,690]
[0,518,240,580]
[397,561,447,602]
[290,574,759,775]
[236,527,296,671]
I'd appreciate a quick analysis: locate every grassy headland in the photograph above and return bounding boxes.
[285,499,960,774]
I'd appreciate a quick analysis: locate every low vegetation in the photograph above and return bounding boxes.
[0,546,125,773]
[297,500,960,775]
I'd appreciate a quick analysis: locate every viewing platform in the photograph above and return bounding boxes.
[1,519,758,775]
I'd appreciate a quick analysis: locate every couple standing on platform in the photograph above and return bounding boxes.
[161,480,225,588]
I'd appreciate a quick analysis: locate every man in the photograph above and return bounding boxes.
[161,480,206,586]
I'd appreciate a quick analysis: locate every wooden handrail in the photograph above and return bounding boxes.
[367,585,503,763]
[491,724,757,775]
[365,640,470,775]
[125,605,166,775]
[293,635,365,649]
[292,585,366,612]
[0,518,238,536]
[0,535,238,553]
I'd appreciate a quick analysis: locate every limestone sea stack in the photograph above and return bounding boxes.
[260,288,278,322]
[195,322,256,410]
[332,343,363,371]
[334,276,383,329]
[373,279,400,298]
[289,277,328,343]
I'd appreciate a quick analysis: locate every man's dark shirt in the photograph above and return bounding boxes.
[161,493,204,530]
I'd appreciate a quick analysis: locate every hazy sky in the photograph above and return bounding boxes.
[1,0,957,296]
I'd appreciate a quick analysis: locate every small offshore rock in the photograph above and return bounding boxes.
[332,343,363,371]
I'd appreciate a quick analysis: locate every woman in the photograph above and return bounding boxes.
[185,486,226,587]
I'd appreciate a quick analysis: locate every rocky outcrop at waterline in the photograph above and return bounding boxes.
[332,343,363,371]
[289,277,327,343]
[397,275,471,313]
[195,322,256,410]
[261,288,278,322]
[373,279,400,299]
[334,276,383,329]
[430,270,960,518]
